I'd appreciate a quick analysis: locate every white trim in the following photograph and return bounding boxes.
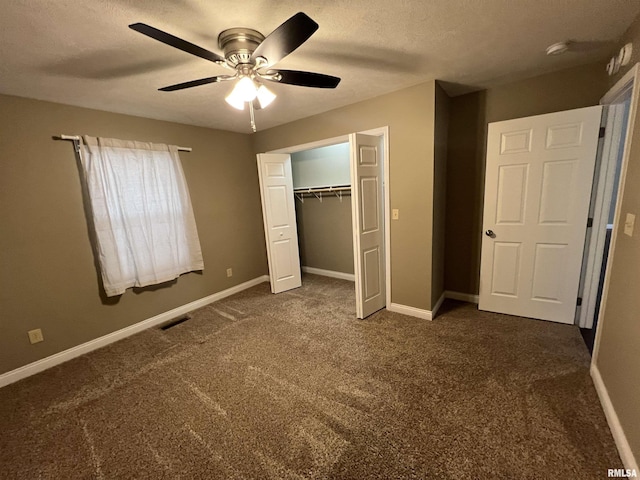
[578,104,626,328]
[431,292,446,318]
[601,64,638,104]
[593,63,640,360]
[581,67,639,331]
[265,127,388,155]
[445,291,480,304]
[268,134,349,154]
[591,364,639,472]
[387,303,434,320]
[0,275,269,388]
[387,292,478,321]
[302,266,355,281]
[373,126,392,310]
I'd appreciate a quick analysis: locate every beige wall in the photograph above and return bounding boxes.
[444,90,487,294]
[432,83,450,308]
[595,12,640,464]
[252,81,437,311]
[0,94,267,374]
[483,63,609,124]
[296,196,354,274]
[445,63,608,294]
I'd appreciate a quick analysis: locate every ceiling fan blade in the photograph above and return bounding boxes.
[268,70,341,88]
[129,23,226,65]
[159,76,225,92]
[251,12,318,67]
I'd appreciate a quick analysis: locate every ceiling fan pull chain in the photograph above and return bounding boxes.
[249,101,257,133]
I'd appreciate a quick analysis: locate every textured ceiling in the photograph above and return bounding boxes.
[1,1,638,133]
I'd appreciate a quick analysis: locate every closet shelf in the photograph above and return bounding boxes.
[293,185,351,203]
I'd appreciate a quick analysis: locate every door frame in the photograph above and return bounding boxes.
[592,63,640,359]
[265,126,391,309]
[577,99,630,328]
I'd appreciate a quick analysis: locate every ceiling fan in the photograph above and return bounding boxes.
[129,12,341,131]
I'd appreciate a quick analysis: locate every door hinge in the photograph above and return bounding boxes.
[577,297,583,306]
[599,127,606,138]
[587,218,593,228]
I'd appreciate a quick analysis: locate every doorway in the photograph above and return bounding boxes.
[291,142,355,282]
[478,66,639,340]
[579,68,636,353]
[256,127,390,319]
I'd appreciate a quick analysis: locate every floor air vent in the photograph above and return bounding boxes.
[160,315,191,331]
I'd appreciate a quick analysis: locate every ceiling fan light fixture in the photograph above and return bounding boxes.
[225,91,245,110]
[257,84,276,109]
[225,76,258,110]
[235,76,258,101]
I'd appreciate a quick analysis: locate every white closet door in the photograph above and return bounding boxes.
[257,153,302,293]
[350,133,386,319]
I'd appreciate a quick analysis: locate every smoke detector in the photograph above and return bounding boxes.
[606,42,633,76]
[546,42,570,56]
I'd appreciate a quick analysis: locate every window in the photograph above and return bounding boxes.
[80,136,203,296]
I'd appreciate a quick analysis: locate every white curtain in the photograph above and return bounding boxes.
[80,136,204,296]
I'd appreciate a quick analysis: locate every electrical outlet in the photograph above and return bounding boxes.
[226,268,233,278]
[28,328,44,344]
[392,209,399,220]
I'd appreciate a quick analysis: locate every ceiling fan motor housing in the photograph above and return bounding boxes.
[218,28,265,67]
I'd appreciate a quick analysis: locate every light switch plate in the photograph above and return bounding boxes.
[624,213,635,237]
[392,209,399,220]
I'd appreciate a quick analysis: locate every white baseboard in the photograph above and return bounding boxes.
[387,303,434,321]
[591,363,638,472]
[431,292,446,318]
[388,292,445,321]
[302,266,355,282]
[445,290,479,304]
[0,275,269,389]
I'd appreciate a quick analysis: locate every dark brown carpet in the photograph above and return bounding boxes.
[0,274,621,479]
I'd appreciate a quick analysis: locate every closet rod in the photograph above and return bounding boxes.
[293,186,351,194]
[56,135,192,152]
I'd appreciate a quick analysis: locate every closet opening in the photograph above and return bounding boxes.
[257,127,390,319]
[292,142,355,286]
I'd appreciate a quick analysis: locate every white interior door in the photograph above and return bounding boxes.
[479,106,603,324]
[257,153,302,294]
[350,133,385,319]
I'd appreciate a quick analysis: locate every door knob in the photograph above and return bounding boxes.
[485,229,495,238]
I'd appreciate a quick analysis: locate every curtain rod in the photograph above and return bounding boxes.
[56,135,192,152]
